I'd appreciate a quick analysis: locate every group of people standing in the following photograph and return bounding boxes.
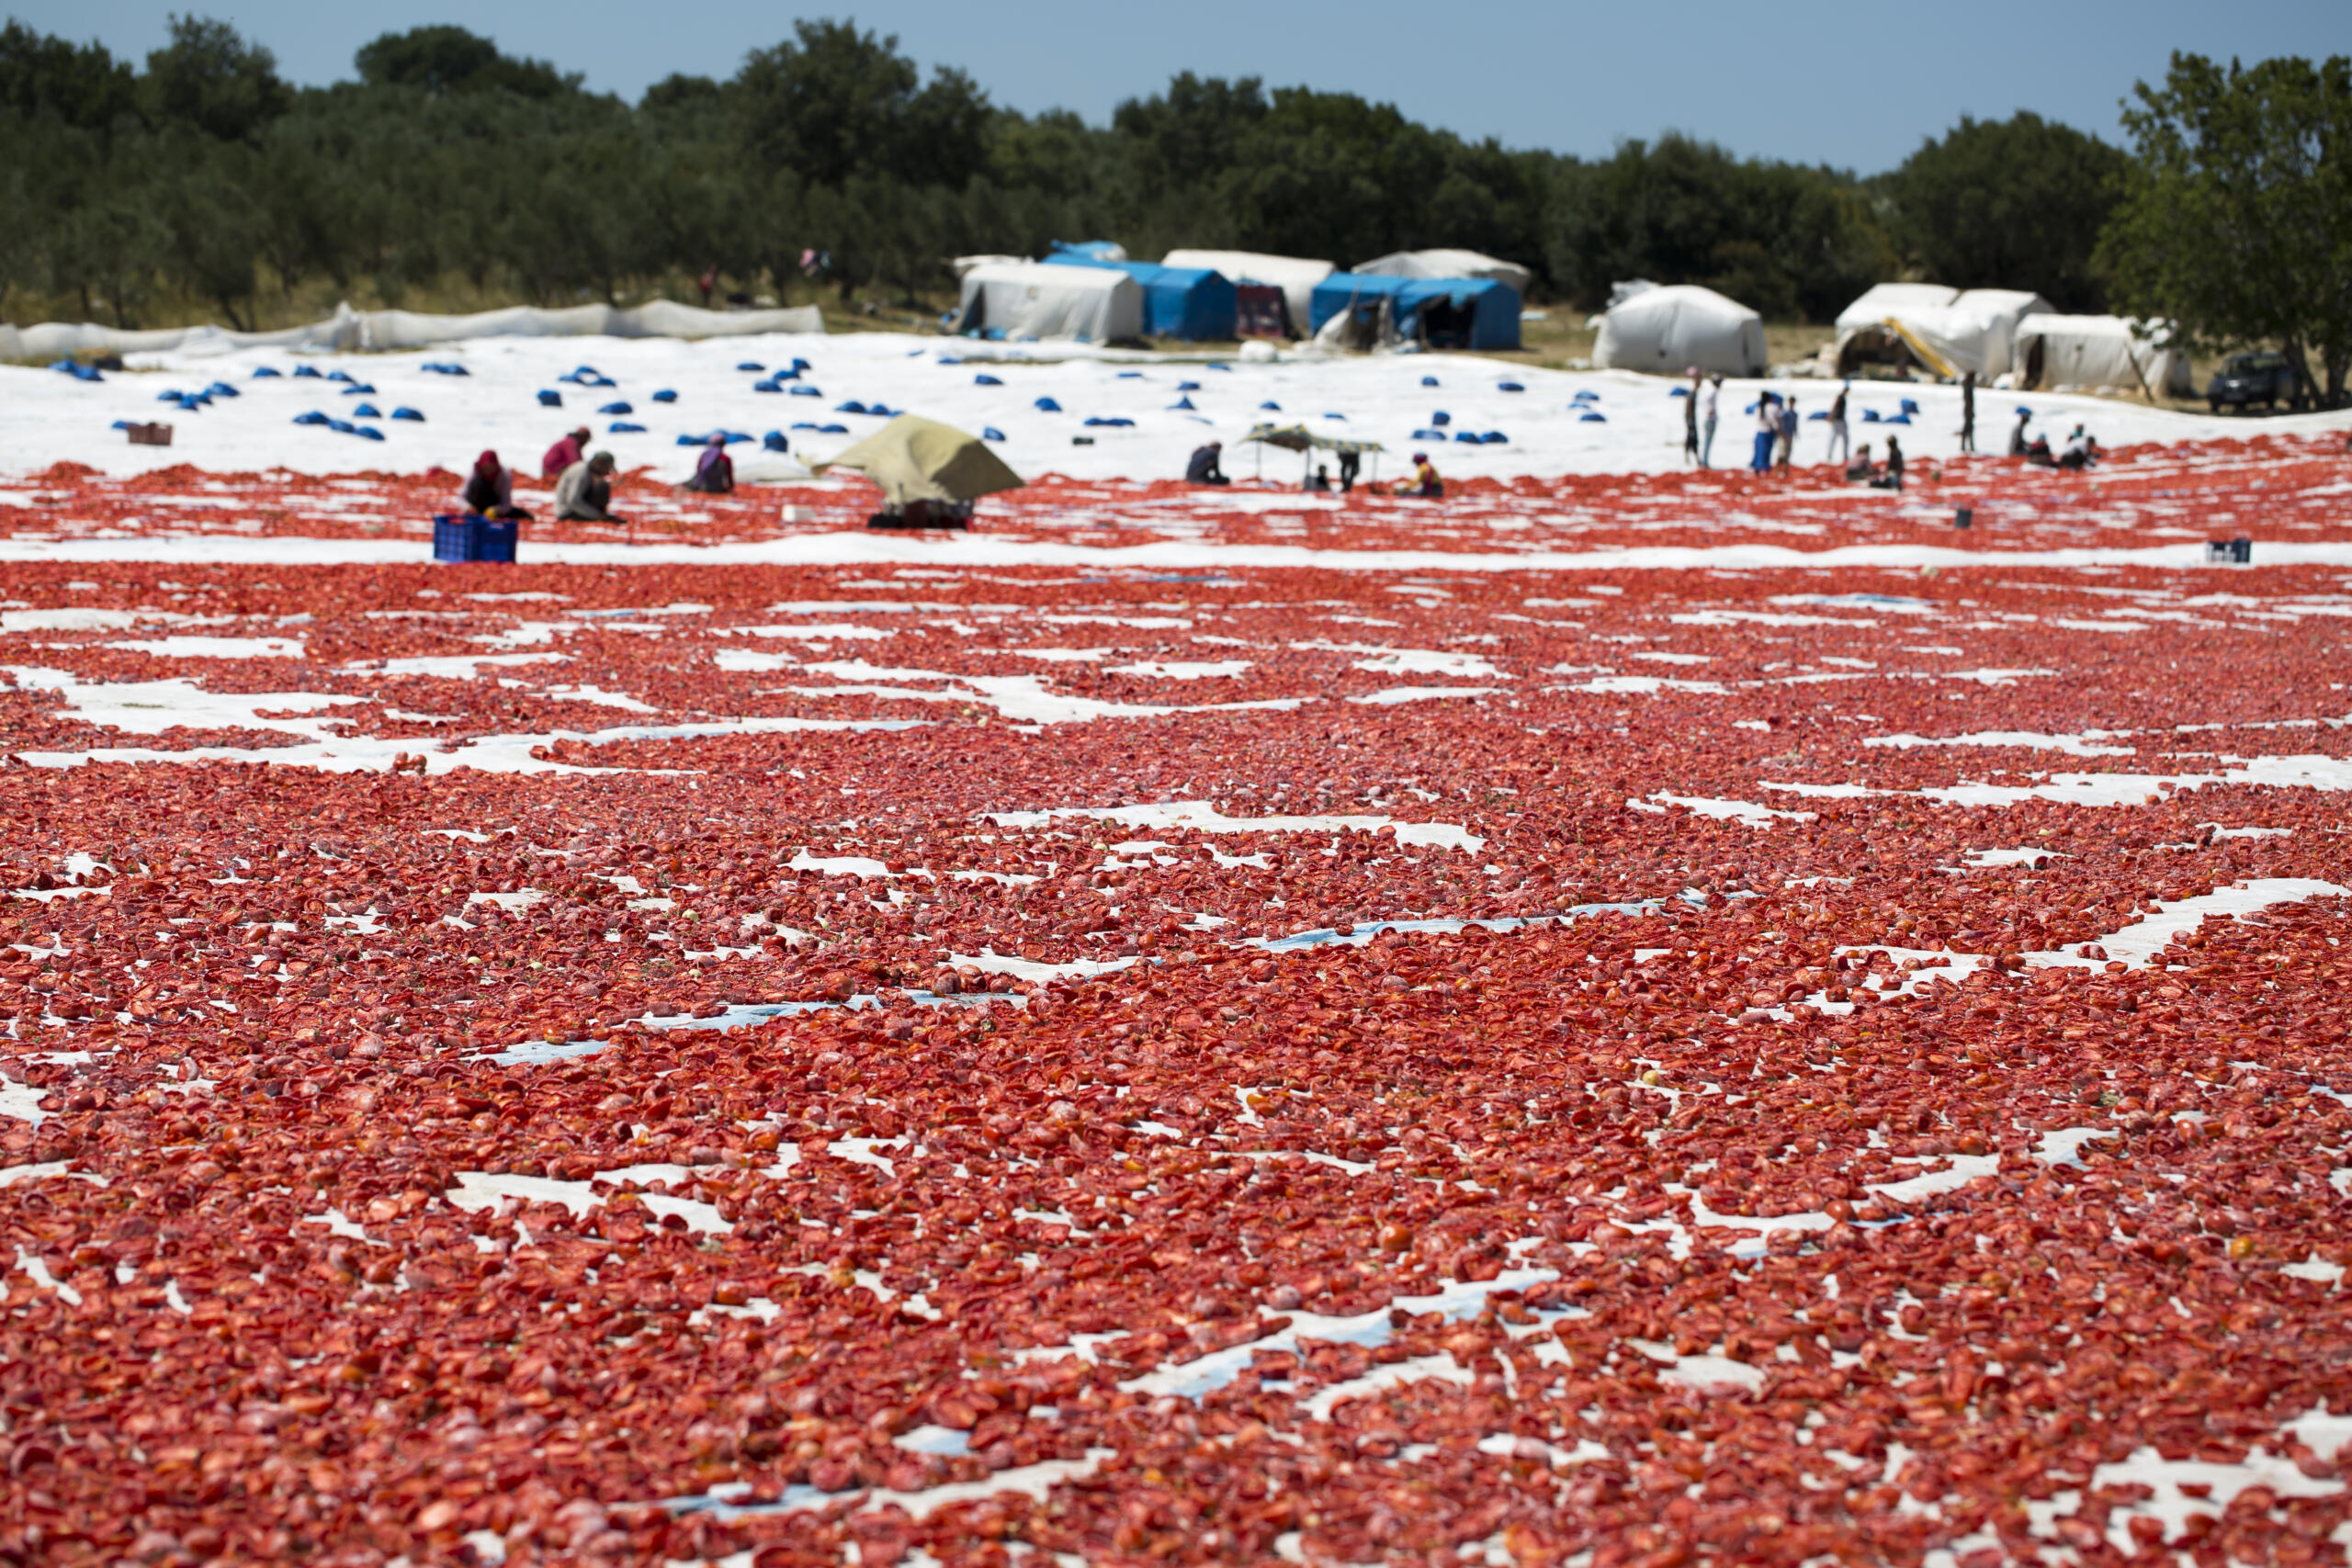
[1680,368,2012,488]
[456,428,741,527]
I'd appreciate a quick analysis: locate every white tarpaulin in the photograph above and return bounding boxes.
[1159,250,1333,336]
[1592,284,1767,378]
[952,263,1143,343]
[2,300,822,362]
[2013,315,2192,397]
[1354,248,1533,299]
[1831,285,2052,379]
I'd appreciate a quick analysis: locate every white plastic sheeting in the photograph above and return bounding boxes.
[1592,285,1767,378]
[1354,248,1534,299]
[2,300,822,361]
[951,263,1143,343]
[1159,250,1333,336]
[1831,285,2053,379]
[2013,315,2192,397]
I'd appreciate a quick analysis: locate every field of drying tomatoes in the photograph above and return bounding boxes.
[2,434,2351,1568]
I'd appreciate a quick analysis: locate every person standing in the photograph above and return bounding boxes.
[1701,376,1721,468]
[1959,371,1977,454]
[1751,393,1778,475]
[1826,383,1850,467]
[1681,367,1701,465]
[2009,406,2031,457]
[1884,434,1905,490]
[1776,395,1798,473]
[1337,446,1361,492]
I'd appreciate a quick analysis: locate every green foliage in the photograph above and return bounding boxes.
[1546,135,1889,319]
[2098,51,2352,406]
[146,13,291,141]
[353,26,581,98]
[4,13,2335,359]
[1880,112,2126,311]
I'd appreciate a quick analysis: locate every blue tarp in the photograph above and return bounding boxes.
[1046,249,1238,341]
[1049,240,1125,262]
[1306,273,1521,350]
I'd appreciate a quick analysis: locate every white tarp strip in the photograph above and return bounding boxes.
[4,300,821,361]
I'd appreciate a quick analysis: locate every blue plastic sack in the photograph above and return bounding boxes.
[1480,431,1508,444]
[814,423,847,434]
[1453,431,1482,443]
[206,382,239,397]
[1322,412,1347,421]
[610,422,645,433]
[1430,411,1451,426]
[157,389,184,402]
[352,403,381,419]
[837,400,868,414]
[293,365,323,378]
[110,419,130,429]
[788,385,820,398]
[1176,381,1201,391]
[1884,413,1912,424]
[1259,400,1280,411]
[599,401,630,414]
[737,362,764,372]
[1497,381,1524,392]
[869,403,898,418]
[328,370,355,383]
[752,380,780,393]
[1034,397,1061,412]
[538,390,562,407]
[292,412,329,426]
[651,389,677,403]
[1115,371,1143,379]
[1082,416,1134,427]
[252,367,282,378]
[326,419,355,434]
[974,374,1003,387]
[354,426,385,441]
[1169,396,1195,411]
[1420,375,1440,387]
[391,408,424,422]
[1860,409,1881,423]
[982,427,1005,442]
[1411,428,1445,441]
[763,432,789,451]
[1580,412,1606,423]
[1668,387,1689,397]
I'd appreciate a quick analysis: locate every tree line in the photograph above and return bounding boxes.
[1,17,2344,400]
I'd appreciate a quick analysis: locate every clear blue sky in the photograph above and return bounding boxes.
[12,0,2351,173]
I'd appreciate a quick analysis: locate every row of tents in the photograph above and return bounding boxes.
[948,244,1528,350]
[1593,281,2190,395]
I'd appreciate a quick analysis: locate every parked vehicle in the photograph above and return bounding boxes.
[2208,351,2298,413]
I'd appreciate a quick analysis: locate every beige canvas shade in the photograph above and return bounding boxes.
[811,415,1025,505]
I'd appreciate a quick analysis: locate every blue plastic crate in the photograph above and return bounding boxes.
[433,513,517,563]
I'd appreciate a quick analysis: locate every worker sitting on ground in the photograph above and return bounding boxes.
[460,450,532,521]
[1305,464,1331,492]
[1396,452,1442,499]
[1845,442,1874,483]
[2058,424,2098,471]
[682,434,735,494]
[554,451,624,523]
[1185,441,1229,485]
[1870,435,1905,491]
[541,425,590,479]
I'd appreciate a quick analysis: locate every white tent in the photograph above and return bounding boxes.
[0,300,822,362]
[950,254,1029,279]
[1831,284,2052,379]
[1159,249,1333,336]
[1354,248,1533,299]
[1592,284,1767,378]
[952,262,1143,343]
[2013,315,2192,398]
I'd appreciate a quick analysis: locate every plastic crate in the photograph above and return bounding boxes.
[433,513,518,563]
[2206,536,2252,565]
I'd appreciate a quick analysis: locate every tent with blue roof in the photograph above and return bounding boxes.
[1307,273,1520,351]
[1046,246,1238,341]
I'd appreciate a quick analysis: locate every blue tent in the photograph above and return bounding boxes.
[1046,248,1238,341]
[1307,273,1521,350]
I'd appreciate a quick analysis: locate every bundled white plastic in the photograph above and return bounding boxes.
[1354,248,1534,298]
[1832,285,2052,379]
[2012,315,2192,397]
[951,263,1143,342]
[1159,250,1333,336]
[1591,284,1767,378]
[3,299,823,362]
